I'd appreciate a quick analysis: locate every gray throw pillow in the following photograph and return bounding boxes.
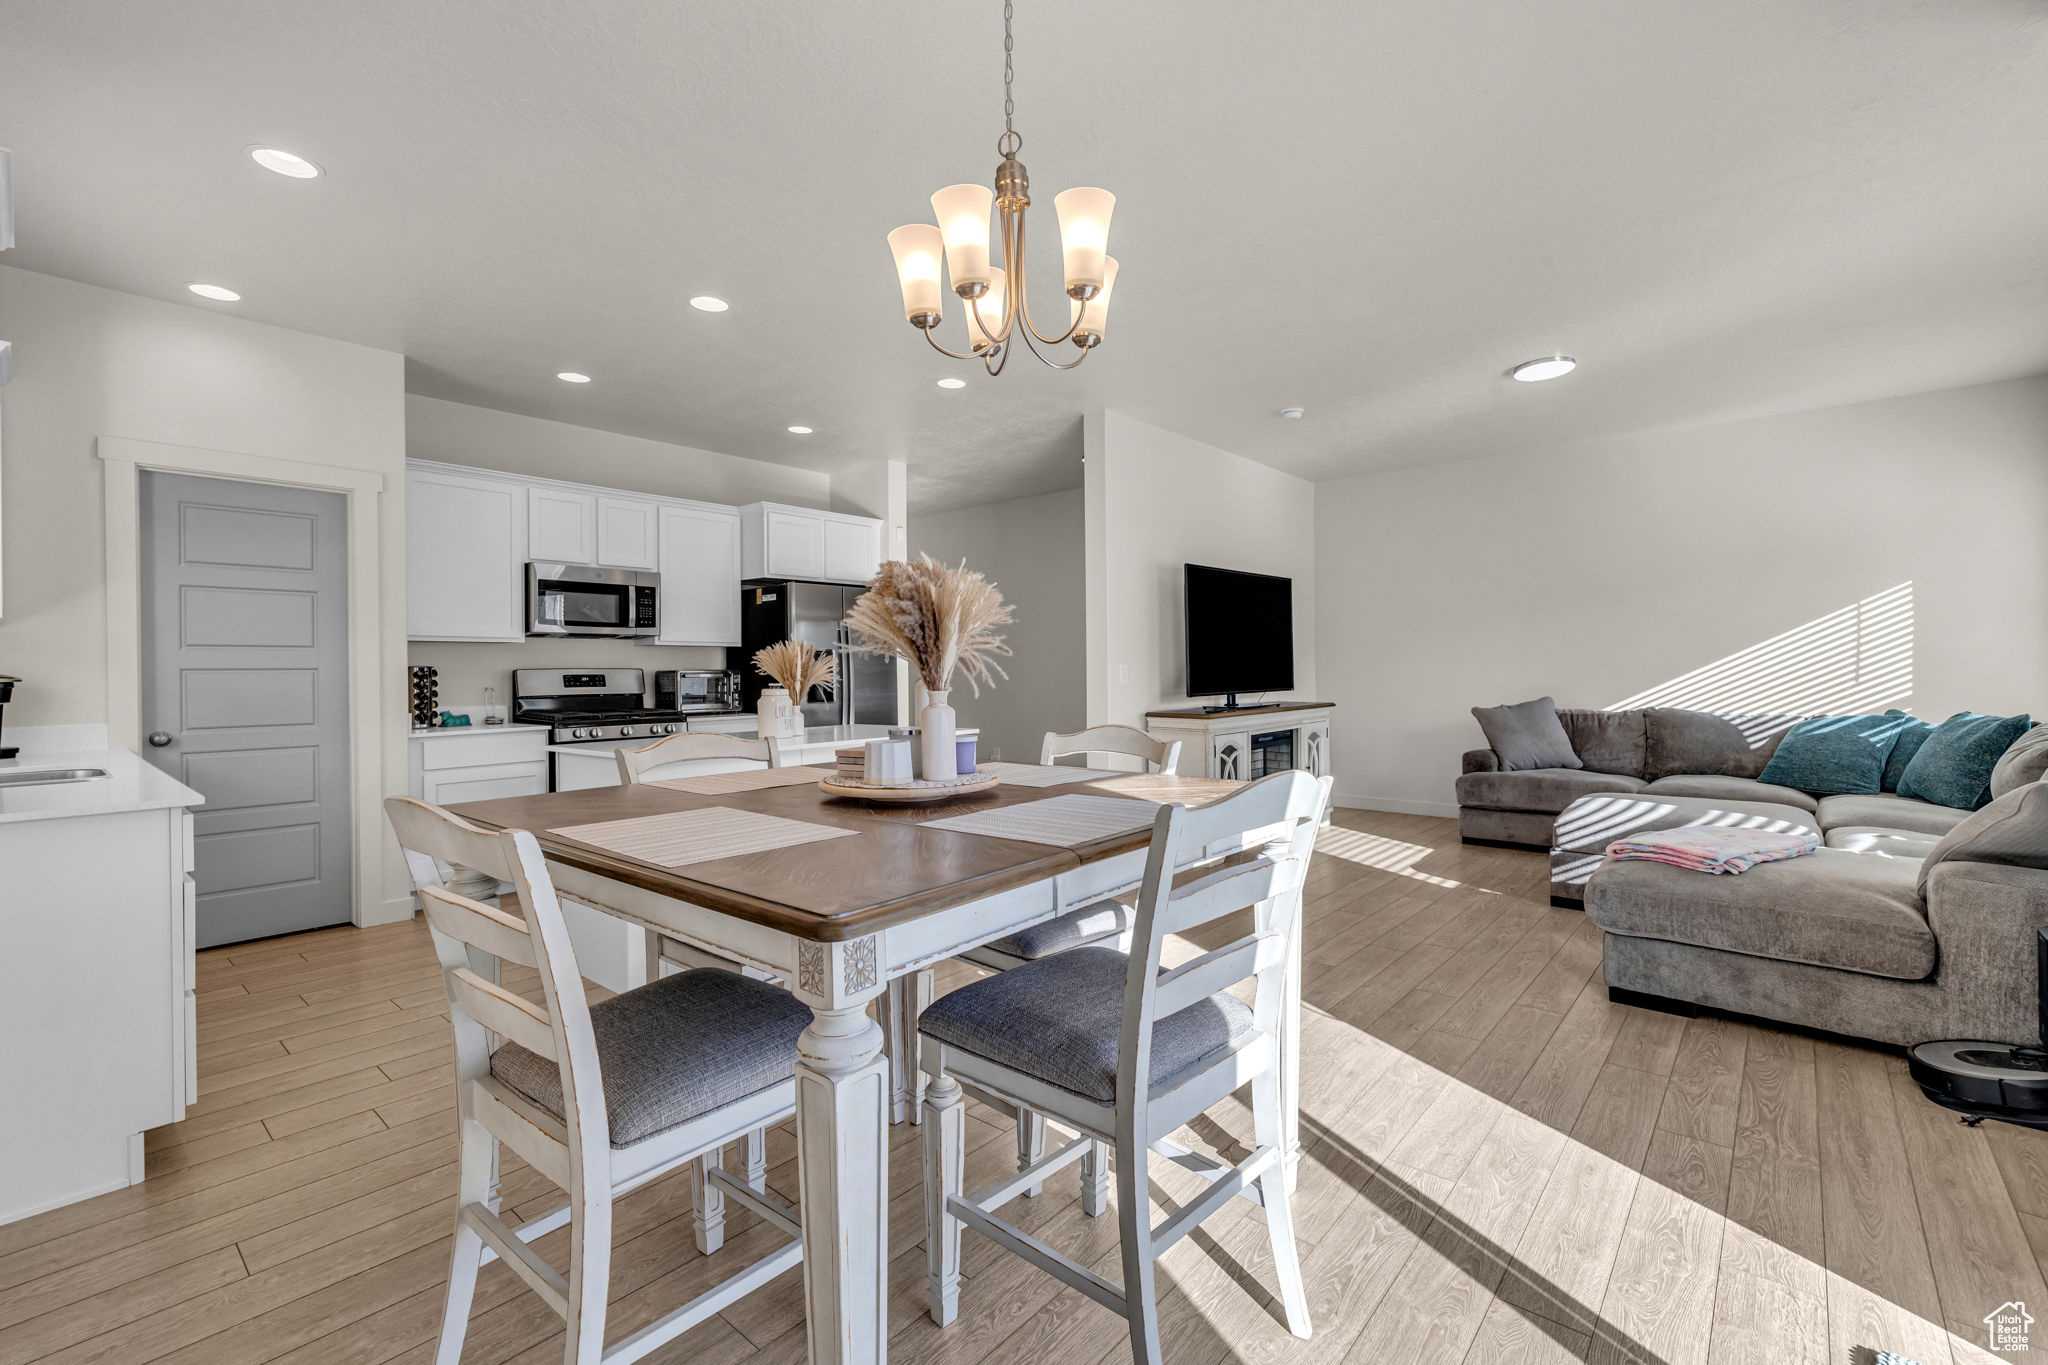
[1471,696,1582,772]
[1917,780,2048,899]
[1990,724,2048,800]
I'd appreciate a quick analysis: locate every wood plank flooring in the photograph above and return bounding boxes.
[3,809,2045,1364]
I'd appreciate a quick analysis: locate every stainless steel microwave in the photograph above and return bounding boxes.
[526,563,660,638]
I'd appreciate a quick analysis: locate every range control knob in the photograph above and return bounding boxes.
[570,728,587,739]
[659,723,677,735]
[619,726,636,738]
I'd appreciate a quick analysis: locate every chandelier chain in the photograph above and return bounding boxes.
[1001,0,1015,138]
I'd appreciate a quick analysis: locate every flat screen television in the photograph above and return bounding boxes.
[1184,563,1293,708]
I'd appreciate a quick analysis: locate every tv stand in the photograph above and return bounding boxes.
[1144,702,1334,789]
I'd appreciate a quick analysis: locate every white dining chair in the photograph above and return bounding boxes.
[387,796,807,1365]
[1039,723,1182,777]
[917,769,1331,1365]
[615,730,776,786]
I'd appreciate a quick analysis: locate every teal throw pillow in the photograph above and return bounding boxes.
[1880,711,1936,792]
[1757,713,1907,795]
[1897,711,2033,810]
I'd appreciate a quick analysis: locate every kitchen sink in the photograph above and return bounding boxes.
[0,768,111,787]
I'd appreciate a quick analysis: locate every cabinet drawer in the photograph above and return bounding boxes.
[418,732,549,770]
[423,761,549,805]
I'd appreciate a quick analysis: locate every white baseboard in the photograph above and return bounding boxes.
[1332,792,1460,818]
[356,894,418,928]
[8,723,112,756]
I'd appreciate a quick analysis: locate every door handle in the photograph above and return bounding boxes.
[148,731,174,748]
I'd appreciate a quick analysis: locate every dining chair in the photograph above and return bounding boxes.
[614,730,776,786]
[1039,723,1182,777]
[387,796,808,1365]
[916,769,1332,1365]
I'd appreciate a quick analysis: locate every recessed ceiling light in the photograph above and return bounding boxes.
[1510,355,1577,382]
[186,282,241,302]
[689,296,731,313]
[248,147,322,179]
[787,425,814,435]
[556,371,592,383]
[936,377,967,389]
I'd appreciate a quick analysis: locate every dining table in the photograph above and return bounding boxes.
[448,762,1278,1365]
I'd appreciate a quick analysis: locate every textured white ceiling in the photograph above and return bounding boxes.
[3,0,2046,511]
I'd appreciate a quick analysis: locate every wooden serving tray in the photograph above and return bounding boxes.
[816,772,1001,804]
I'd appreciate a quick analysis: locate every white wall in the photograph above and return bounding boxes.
[914,489,1087,763]
[1316,375,2048,815]
[0,264,413,917]
[403,395,840,706]
[1084,411,1319,730]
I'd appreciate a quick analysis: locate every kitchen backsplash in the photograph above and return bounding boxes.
[406,639,732,707]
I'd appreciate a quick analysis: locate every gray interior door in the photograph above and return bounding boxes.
[141,472,352,947]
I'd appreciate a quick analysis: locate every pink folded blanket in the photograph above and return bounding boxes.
[1606,825,1820,875]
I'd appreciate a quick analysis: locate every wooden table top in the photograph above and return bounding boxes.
[448,767,1239,942]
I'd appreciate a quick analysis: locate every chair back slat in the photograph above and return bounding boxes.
[1117,771,1330,1111]
[1042,724,1181,775]
[448,967,559,1056]
[617,732,775,785]
[420,885,539,968]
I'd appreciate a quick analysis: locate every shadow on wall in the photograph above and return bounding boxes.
[1605,582,1913,718]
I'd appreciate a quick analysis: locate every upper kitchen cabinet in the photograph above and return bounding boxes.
[407,466,526,641]
[654,502,742,646]
[741,502,883,584]
[595,497,659,570]
[528,485,659,569]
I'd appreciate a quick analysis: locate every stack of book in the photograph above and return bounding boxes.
[833,746,868,781]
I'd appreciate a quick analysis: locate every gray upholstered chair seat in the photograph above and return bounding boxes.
[491,968,809,1148]
[1586,848,1934,980]
[1551,793,1818,857]
[983,899,1132,960]
[1454,768,1645,814]
[1640,774,1820,814]
[1824,826,1942,859]
[918,945,1253,1103]
[1814,793,1972,838]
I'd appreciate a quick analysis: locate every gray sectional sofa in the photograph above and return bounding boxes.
[1457,704,2048,1046]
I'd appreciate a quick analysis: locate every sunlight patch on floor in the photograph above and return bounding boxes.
[1315,826,1464,887]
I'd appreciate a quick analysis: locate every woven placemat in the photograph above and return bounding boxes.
[978,761,1130,788]
[923,793,1160,847]
[549,805,856,868]
[649,766,828,795]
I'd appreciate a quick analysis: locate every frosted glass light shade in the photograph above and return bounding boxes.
[931,183,994,292]
[1054,187,1115,294]
[968,268,1007,351]
[1069,256,1119,340]
[888,224,946,322]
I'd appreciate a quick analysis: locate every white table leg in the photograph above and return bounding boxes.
[793,937,890,1365]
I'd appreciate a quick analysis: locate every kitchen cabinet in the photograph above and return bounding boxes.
[654,502,742,646]
[407,466,526,642]
[409,727,550,805]
[527,485,597,565]
[741,502,883,584]
[596,496,659,570]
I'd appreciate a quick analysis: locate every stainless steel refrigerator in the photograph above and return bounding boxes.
[731,581,899,728]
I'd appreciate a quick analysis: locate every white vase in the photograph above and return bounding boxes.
[757,686,799,741]
[919,689,958,781]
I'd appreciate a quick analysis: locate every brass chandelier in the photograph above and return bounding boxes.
[886,0,1117,375]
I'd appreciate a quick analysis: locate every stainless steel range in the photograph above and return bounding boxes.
[511,667,728,743]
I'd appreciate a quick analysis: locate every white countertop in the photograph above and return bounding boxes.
[410,724,545,741]
[0,749,205,826]
[546,723,977,759]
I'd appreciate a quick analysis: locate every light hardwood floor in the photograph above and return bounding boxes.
[3,809,2045,1365]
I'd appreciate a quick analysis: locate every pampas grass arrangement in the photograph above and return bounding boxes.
[753,639,836,698]
[844,554,1013,697]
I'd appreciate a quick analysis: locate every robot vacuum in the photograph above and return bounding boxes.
[1908,928,2048,1130]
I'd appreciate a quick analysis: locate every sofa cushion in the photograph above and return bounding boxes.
[1558,709,1649,778]
[1471,696,1581,772]
[1640,775,1820,814]
[1824,827,1941,859]
[1756,714,1910,796]
[489,968,808,1149]
[1455,768,1645,814]
[1551,792,1817,856]
[1915,781,2048,899]
[1990,724,2048,801]
[1880,712,1937,792]
[1814,792,1973,838]
[1644,708,1803,781]
[1898,711,2032,811]
[917,946,1253,1104]
[1587,848,1934,980]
